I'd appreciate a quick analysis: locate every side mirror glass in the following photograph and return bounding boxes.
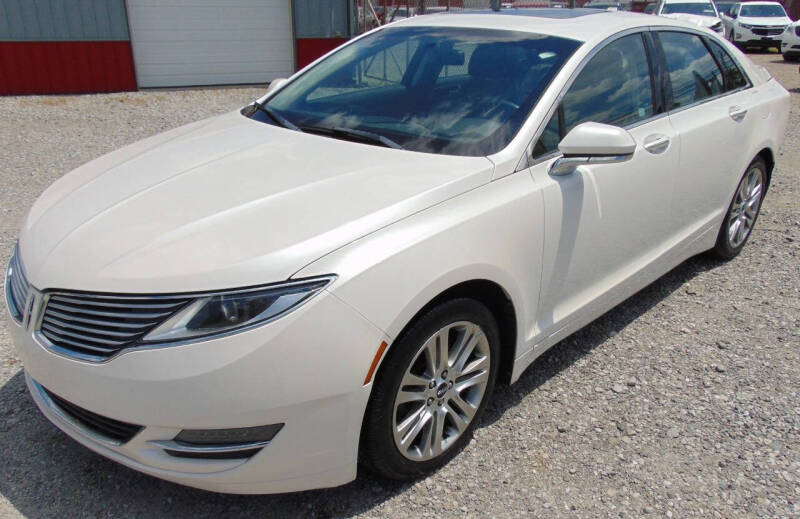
[549,122,636,176]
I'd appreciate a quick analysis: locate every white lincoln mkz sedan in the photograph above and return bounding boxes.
[5,9,790,494]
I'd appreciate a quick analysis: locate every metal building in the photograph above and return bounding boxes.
[0,0,353,95]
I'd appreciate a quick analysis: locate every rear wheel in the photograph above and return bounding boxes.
[710,157,766,260]
[361,298,499,480]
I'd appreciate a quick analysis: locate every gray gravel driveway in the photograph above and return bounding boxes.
[0,53,798,518]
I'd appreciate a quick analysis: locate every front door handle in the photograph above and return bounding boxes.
[643,134,670,154]
[729,105,748,122]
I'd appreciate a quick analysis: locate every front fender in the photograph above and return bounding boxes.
[294,171,545,365]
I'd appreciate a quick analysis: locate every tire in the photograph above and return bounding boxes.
[710,157,767,260]
[360,298,500,480]
[783,53,798,62]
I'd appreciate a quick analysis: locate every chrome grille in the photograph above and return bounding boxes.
[6,247,31,322]
[40,292,192,360]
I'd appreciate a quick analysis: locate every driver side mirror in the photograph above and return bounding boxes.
[549,122,636,176]
[266,78,288,95]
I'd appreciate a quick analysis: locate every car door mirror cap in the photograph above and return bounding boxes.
[550,122,636,176]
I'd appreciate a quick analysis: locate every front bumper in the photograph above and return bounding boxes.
[781,37,800,56]
[9,289,388,494]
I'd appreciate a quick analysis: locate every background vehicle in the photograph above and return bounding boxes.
[645,3,657,13]
[656,0,725,34]
[781,20,800,60]
[7,9,789,494]
[723,2,792,51]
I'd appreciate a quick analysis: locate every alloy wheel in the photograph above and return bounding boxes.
[392,321,491,461]
[727,165,764,249]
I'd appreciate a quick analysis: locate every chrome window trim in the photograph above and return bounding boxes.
[31,275,336,364]
[521,27,658,168]
[520,26,755,168]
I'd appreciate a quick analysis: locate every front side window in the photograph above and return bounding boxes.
[657,31,723,109]
[661,2,718,16]
[707,40,748,92]
[739,4,786,17]
[253,27,581,156]
[533,34,654,158]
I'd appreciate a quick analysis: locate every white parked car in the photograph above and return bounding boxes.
[656,0,725,34]
[6,9,789,494]
[781,20,800,60]
[722,1,792,51]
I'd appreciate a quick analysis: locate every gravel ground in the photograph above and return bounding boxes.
[0,53,798,518]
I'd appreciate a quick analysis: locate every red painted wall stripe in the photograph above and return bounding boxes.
[0,41,137,95]
[296,38,349,70]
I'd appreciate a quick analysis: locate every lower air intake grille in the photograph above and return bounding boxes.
[40,292,192,360]
[41,385,143,444]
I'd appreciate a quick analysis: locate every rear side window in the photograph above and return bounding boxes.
[707,40,748,91]
[657,31,724,109]
[533,34,654,158]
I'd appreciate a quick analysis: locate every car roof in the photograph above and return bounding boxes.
[737,1,783,5]
[392,9,698,43]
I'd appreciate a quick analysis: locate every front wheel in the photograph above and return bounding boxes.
[360,298,500,480]
[710,157,766,260]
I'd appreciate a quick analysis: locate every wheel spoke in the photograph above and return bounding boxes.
[398,407,430,450]
[431,407,446,456]
[421,337,437,377]
[449,391,477,421]
[454,368,489,393]
[728,218,741,243]
[444,403,469,433]
[396,386,427,405]
[435,328,449,373]
[460,354,489,377]
[401,371,431,388]
[451,327,480,375]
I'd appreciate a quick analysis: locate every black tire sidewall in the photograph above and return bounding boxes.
[361,298,500,480]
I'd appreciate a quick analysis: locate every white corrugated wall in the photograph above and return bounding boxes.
[127,0,294,88]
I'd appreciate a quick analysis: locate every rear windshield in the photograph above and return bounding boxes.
[662,2,717,15]
[251,27,581,156]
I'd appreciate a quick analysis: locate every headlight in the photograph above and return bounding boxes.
[739,23,753,29]
[142,276,334,342]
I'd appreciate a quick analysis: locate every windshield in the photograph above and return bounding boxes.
[252,27,581,156]
[662,2,718,15]
[740,4,786,16]
[716,2,734,13]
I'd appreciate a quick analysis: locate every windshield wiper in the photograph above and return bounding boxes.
[300,125,403,150]
[252,101,302,132]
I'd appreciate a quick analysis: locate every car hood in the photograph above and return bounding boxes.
[661,13,721,28]
[19,111,494,293]
[737,16,790,26]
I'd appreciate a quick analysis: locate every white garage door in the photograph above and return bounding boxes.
[127,0,294,88]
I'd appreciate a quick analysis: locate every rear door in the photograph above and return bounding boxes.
[654,30,754,239]
[528,32,680,337]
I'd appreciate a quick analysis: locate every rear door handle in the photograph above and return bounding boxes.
[643,134,670,154]
[729,106,748,122]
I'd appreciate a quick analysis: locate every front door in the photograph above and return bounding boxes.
[527,32,680,338]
